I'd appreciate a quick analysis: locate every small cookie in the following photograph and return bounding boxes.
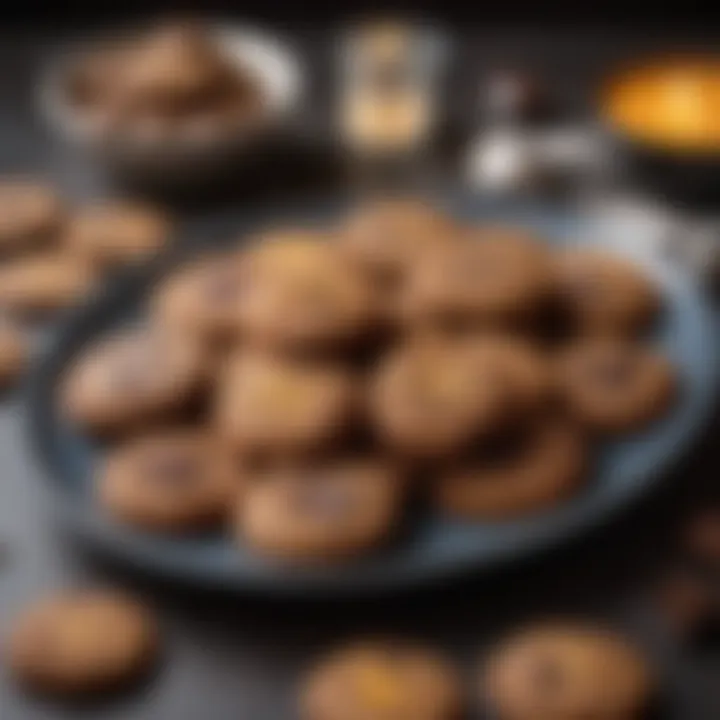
[435,418,587,519]
[557,338,676,432]
[402,226,553,326]
[7,591,159,696]
[237,231,379,351]
[482,623,653,720]
[238,459,402,562]
[554,248,660,336]
[216,353,358,455]
[99,431,237,532]
[65,201,172,270]
[370,339,506,459]
[301,640,463,720]
[0,317,29,388]
[341,199,456,286]
[0,180,65,255]
[61,328,208,434]
[151,252,247,342]
[0,253,96,316]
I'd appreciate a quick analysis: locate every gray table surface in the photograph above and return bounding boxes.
[1,26,720,720]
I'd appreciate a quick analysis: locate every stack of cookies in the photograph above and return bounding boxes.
[0,178,173,388]
[60,198,677,564]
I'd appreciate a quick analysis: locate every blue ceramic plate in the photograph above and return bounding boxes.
[26,193,720,595]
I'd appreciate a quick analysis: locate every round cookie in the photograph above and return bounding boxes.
[301,640,463,720]
[237,231,380,352]
[341,199,457,286]
[238,459,402,562]
[370,339,507,459]
[0,252,96,316]
[7,591,159,696]
[557,338,676,432]
[402,225,554,326]
[435,418,587,519]
[554,248,660,336]
[0,180,65,255]
[482,623,653,720]
[61,328,208,434]
[151,252,247,342]
[0,317,29,388]
[99,430,238,532]
[65,201,172,270]
[216,353,358,456]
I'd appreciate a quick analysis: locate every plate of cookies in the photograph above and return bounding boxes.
[27,192,720,593]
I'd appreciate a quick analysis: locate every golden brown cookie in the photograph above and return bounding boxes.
[65,201,172,270]
[0,317,29,388]
[151,252,247,342]
[99,430,238,532]
[341,199,457,287]
[482,623,653,720]
[238,459,403,562]
[237,231,380,352]
[216,353,358,456]
[7,591,159,696]
[0,253,96,316]
[402,226,554,327]
[370,339,507,459]
[0,180,65,255]
[435,418,587,519]
[61,328,208,434]
[301,640,463,720]
[557,338,676,432]
[554,248,660,336]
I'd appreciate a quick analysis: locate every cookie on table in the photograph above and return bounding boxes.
[301,640,463,720]
[99,430,238,532]
[554,248,660,336]
[556,338,676,432]
[0,180,65,255]
[151,252,247,342]
[435,417,587,519]
[481,623,653,720]
[7,591,159,697]
[0,317,29,389]
[61,328,209,434]
[341,199,457,287]
[0,253,97,316]
[237,231,380,352]
[402,226,554,327]
[216,353,358,456]
[238,459,403,562]
[370,339,507,459]
[64,201,172,270]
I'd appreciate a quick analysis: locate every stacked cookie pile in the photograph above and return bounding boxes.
[61,199,676,563]
[0,179,172,388]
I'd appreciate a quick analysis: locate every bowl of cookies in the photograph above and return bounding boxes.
[40,19,303,187]
[27,192,719,593]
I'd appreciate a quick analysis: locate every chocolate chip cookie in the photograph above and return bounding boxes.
[8,591,159,696]
[237,231,380,352]
[402,226,554,327]
[65,201,172,270]
[62,328,208,434]
[482,623,653,720]
[435,418,587,519]
[554,248,660,336]
[99,430,237,532]
[0,252,96,316]
[557,338,676,432]
[0,180,65,255]
[216,353,358,456]
[301,640,463,720]
[238,459,403,562]
[370,339,507,459]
